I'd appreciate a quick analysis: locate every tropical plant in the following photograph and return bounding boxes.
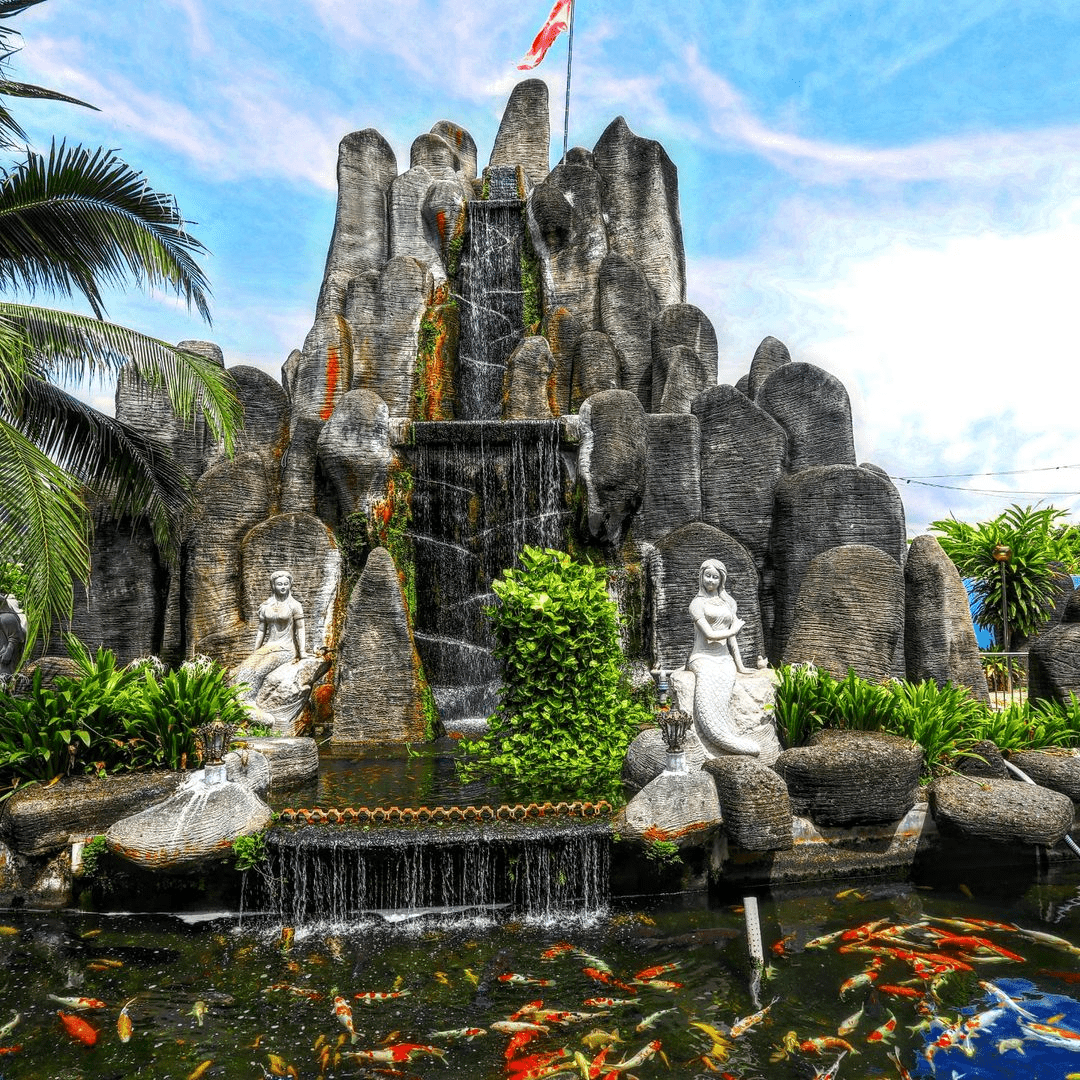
[930,504,1080,648]
[882,679,987,775]
[0,0,242,654]
[458,546,651,801]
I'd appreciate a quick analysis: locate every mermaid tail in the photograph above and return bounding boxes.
[689,654,760,756]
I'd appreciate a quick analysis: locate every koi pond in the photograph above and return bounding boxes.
[4,854,1080,1079]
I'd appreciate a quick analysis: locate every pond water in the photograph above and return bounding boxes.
[5,855,1080,1078]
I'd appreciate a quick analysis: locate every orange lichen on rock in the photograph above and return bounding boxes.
[320,345,342,421]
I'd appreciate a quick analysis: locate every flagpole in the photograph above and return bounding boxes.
[562,0,576,163]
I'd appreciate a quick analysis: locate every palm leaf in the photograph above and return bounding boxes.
[0,302,242,453]
[0,412,90,656]
[0,142,211,319]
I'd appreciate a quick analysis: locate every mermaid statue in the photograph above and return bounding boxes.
[687,558,761,756]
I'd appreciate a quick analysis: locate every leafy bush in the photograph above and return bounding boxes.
[882,679,987,773]
[772,664,898,747]
[458,546,651,802]
[232,831,267,871]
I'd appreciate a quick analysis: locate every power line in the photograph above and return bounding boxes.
[893,464,1080,479]
[889,476,1080,497]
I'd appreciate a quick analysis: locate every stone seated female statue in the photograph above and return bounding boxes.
[232,570,329,733]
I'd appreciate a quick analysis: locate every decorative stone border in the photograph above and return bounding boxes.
[275,800,613,825]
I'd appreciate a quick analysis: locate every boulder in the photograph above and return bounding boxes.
[223,748,271,801]
[956,739,1010,780]
[576,390,647,545]
[757,361,856,470]
[1,772,183,856]
[226,365,290,460]
[106,769,273,871]
[239,737,320,790]
[1008,750,1080,803]
[746,335,791,400]
[622,727,710,793]
[593,116,685,309]
[774,730,922,827]
[502,335,555,419]
[637,413,701,540]
[332,547,430,743]
[703,756,793,850]
[614,769,721,850]
[785,544,906,681]
[692,384,787,565]
[598,253,658,407]
[1021,564,1077,651]
[388,165,443,278]
[489,79,550,186]
[571,331,619,410]
[428,120,478,179]
[649,523,763,673]
[652,345,712,414]
[408,133,456,180]
[422,177,471,271]
[1029,598,1080,706]
[931,774,1074,846]
[905,534,990,701]
[316,389,393,518]
[770,465,906,660]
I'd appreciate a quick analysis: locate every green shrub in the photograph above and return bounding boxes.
[458,546,650,801]
[882,679,987,775]
[79,834,108,877]
[232,831,267,871]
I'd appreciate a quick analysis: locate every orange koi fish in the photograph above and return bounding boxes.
[583,968,637,993]
[866,1012,897,1044]
[58,1011,98,1046]
[499,972,555,987]
[186,1062,213,1080]
[117,997,135,1043]
[541,943,574,960]
[429,1026,486,1040]
[353,989,411,1004]
[333,995,357,1042]
[633,962,680,981]
[877,984,924,1000]
[582,998,637,1008]
[505,1028,539,1061]
[839,960,882,997]
[279,926,295,951]
[797,1035,857,1055]
[0,1046,22,1056]
[771,933,795,956]
[730,998,777,1038]
[1021,1019,1080,1048]
[48,995,106,1010]
[634,978,682,991]
[840,918,890,942]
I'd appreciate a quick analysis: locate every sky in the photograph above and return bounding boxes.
[8,0,1080,535]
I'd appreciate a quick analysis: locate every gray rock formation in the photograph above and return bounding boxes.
[502,335,555,420]
[931,775,1074,846]
[576,390,647,545]
[227,365,290,460]
[598,253,658,407]
[775,730,922,827]
[703,756,793,850]
[332,547,430,743]
[957,740,1010,779]
[770,465,906,659]
[1009,750,1080,803]
[622,728,710,793]
[1029,594,1080,706]
[489,79,549,187]
[593,116,685,308]
[423,178,471,271]
[185,452,276,666]
[572,331,619,410]
[692,384,787,565]
[785,543,906,681]
[757,361,856,470]
[614,769,721,849]
[905,534,990,701]
[428,120,478,179]
[240,737,320,790]
[0,772,182,856]
[316,389,393,518]
[388,165,443,277]
[637,413,701,540]
[746,335,791,400]
[649,523,763,673]
[651,304,717,411]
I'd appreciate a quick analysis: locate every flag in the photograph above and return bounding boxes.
[517,0,572,70]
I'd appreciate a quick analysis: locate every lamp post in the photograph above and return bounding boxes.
[992,543,1012,692]
[655,709,693,775]
[196,718,236,785]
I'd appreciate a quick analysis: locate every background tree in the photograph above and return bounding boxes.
[930,503,1080,648]
[0,0,241,655]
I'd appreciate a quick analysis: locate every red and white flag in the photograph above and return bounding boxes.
[517,0,573,70]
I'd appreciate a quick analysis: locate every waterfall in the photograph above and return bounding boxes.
[456,199,525,420]
[257,823,610,926]
[410,420,566,727]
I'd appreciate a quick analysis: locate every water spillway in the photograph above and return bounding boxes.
[259,821,610,925]
[409,419,568,727]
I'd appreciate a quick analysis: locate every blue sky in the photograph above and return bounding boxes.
[10,0,1080,534]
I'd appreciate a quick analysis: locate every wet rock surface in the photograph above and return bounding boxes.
[931,774,1074,846]
[704,755,793,851]
[615,769,721,849]
[1008,749,1080,803]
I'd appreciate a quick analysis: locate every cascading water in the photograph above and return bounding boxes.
[410,419,566,728]
[255,822,610,926]
[455,197,525,420]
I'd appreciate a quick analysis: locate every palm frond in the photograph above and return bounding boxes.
[0,302,242,453]
[0,142,211,319]
[0,412,90,656]
[7,374,191,561]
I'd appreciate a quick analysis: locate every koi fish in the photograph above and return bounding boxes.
[433,971,450,985]
[265,1052,298,1078]
[633,978,682,991]
[89,957,123,968]
[333,995,357,1042]
[636,1009,675,1031]
[187,1062,213,1080]
[805,929,847,950]
[978,980,1037,1021]
[887,1047,912,1079]
[505,1028,539,1061]
[1020,1019,1080,1049]
[1015,926,1080,955]
[80,928,102,938]
[607,1039,661,1071]
[574,951,613,974]
[541,943,574,960]
[797,1036,857,1056]
[582,998,637,1008]
[188,1000,208,1026]
[0,1014,19,1040]
[58,1011,98,1046]
[814,1050,847,1079]
[429,1027,486,1040]
[997,1037,1025,1054]
[840,918,890,942]
[353,989,411,1004]
[771,933,795,956]
[837,1005,863,1036]
[0,1044,22,1055]
[0,926,17,936]
[48,995,106,1010]
[866,1012,897,1044]
[582,1028,624,1049]
[491,1020,551,1034]
[464,968,480,987]
[279,926,295,951]
[583,968,637,993]
[633,963,680,981]
[500,972,555,987]
[877,984,924,1000]
[730,998,777,1038]
[117,997,135,1043]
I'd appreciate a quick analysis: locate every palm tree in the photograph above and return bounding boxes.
[0,0,242,654]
